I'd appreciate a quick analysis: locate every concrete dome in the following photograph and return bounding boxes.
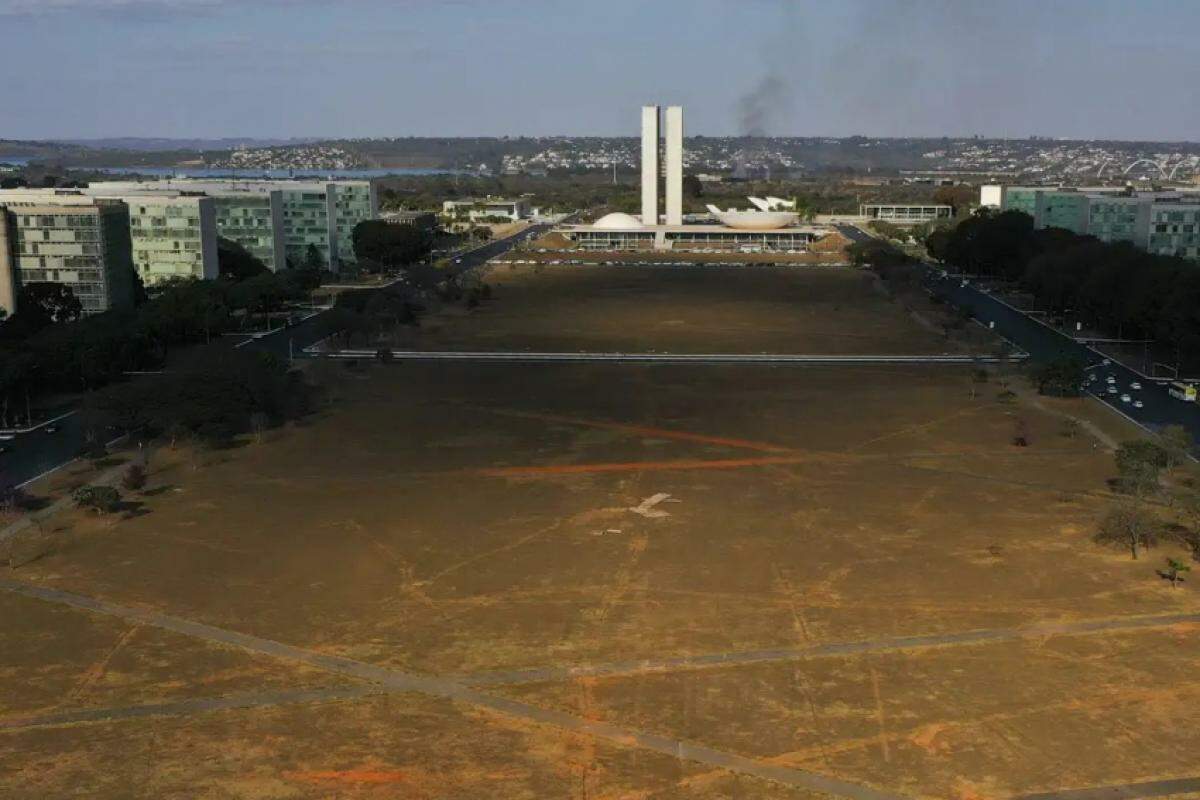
[592,212,644,229]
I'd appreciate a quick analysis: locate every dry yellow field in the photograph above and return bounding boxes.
[2,266,1196,800]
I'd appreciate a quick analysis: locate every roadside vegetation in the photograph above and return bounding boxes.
[0,260,319,428]
[926,209,1200,370]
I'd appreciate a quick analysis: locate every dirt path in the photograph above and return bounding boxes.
[0,687,376,732]
[1014,776,1200,800]
[0,577,909,800]
[1026,393,1120,451]
[457,612,1200,687]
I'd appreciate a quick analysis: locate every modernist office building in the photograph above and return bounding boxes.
[124,195,219,285]
[210,193,287,272]
[0,193,135,316]
[89,179,379,272]
[982,185,1200,260]
[859,203,954,224]
[441,197,531,223]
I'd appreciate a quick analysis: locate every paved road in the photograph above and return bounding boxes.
[0,577,910,800]
[0,225,548,490]
[834,223,875,244]
[929,270,1200,443]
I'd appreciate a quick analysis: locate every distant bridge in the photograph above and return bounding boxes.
[1094,157,1199,180]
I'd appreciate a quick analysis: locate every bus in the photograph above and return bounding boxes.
[1168,382,1197,402]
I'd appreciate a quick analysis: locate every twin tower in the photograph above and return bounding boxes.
[641,105,684,227]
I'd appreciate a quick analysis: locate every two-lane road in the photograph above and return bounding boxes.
[931,271,1200,443]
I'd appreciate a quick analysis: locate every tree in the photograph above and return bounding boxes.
[1114,440,1170,495]
[121,464,147,492]
[78,438,108,467]
[932,184,976,213]
[1029,357,1085,397]
[73,485,121,514]
[217,237,269,282]
[2,282,84,338]
[1159,425,1193,468]
[682,174,703,198]
[1162,557,1190,588]
[1094,504,1158,559]
[304,244,325,271]
[925,226,954,263]
[1060,418,1083,439]
[352,220,432,268]
[867,220,907,241]
[231,273,300,315]
[285,268,324,293]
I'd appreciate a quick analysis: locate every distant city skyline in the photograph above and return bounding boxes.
[3,0,1200,142]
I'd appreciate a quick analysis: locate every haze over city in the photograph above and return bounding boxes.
[3,0,1200,141]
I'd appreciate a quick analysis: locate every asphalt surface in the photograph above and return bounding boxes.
[0,223,549,490]
[929,270,1200,443]
[832,217,1200,442]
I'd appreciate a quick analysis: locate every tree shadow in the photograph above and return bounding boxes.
[118,500,150,520]
[1155,569,1187,587]
[93,456,128,469]
[140,485,175,498]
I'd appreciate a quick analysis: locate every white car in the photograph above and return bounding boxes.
[1134,400,1145,409]
[1107,386,1118,395]
[1102,359,1112,366]
[1130,381,1142,390]
[1120,394,1132,403]
[1106,375,1116,384]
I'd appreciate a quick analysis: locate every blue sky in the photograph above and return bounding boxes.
[2,0,1199,140]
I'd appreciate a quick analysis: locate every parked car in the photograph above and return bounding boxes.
[1120,394,1132,403]
[1130,381,1142,390]
[1134,400,1145,409]
[1106,375,1116,384]
[1107,386,1118,395]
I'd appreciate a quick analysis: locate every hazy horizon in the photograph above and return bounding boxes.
[3,0,1199,142]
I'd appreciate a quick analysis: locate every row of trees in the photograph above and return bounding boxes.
[81,349,310,450]
[352,221,434,272]
[0,260,319,428]
[927,210,1200,368]
[320,265,492,348]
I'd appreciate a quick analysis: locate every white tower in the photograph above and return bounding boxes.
[640,105,660,226]
[664,106,684,226]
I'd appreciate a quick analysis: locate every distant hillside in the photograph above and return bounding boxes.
[53,137,323,152]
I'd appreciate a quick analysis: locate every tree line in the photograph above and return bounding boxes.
[927,210,1200,369]
[0,247,319,428]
